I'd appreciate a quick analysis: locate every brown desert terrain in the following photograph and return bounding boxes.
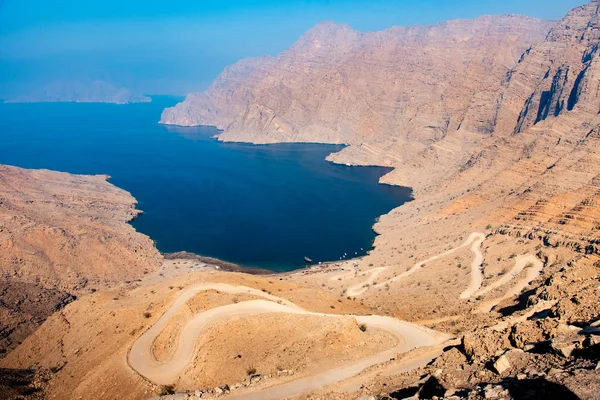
[1,1,600,400]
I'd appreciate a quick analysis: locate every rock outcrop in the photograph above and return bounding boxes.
[496,0,600,135]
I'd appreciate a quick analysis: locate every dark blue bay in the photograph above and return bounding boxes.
[0,96,412,271]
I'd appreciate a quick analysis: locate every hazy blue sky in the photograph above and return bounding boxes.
[0,0,588,96]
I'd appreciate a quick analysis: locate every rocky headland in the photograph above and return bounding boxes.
[0,165,161,356]
[6,81,151,104]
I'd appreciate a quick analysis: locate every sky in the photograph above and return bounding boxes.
[0,0,588,97]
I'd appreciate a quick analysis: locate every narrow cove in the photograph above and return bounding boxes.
[0,96,413,271]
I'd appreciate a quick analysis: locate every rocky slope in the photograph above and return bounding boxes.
[0,165,161,356]
[495,0,600,135]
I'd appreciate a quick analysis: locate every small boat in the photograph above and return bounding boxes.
[304,257,313,263]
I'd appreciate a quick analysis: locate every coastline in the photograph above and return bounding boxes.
[162,252,275,276]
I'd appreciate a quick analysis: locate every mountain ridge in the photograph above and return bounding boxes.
[160,14,553,193]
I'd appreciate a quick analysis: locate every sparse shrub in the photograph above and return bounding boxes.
[486,224,493,230]
[359,324,367,332]
[476,295,483,301]
[143,312,152,319]
[247,367,257,375]
[159,385,175,396]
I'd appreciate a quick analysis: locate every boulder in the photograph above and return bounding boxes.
[484,384,509,399]
[550,340,577,358]
[249,374,261,385]
[418,375,447,399]
[462,330,511,362]
[493,349,525,374]
[493,354,512,374]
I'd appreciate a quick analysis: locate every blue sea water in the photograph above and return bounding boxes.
[0,96,412,271]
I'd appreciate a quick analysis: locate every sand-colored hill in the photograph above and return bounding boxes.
[0,165,161,356]
[0,268,429,400]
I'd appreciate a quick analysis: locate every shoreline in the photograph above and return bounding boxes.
[162,251,354,278]
[152,124,412,277]
[162,252,275,276]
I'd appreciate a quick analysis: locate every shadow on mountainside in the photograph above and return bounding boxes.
[496,288,537,317]
[383,375,581,400]
[0,368,44,400]
[386,375,447,399]
[492,377,580,400]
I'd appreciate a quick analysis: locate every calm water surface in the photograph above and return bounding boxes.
[0,96,412,271]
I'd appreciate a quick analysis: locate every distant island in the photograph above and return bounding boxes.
[5,81,151,104]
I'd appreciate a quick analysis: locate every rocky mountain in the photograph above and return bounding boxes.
[6,81,151,104]
[496,0,600,135]
[161,16,551,170]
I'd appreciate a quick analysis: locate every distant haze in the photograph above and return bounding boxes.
[0,0,587,97]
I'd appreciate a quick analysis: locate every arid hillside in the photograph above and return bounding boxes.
[0,166,161,356]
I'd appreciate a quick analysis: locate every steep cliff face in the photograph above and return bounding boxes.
[161,16,552,149]
[496,0,600,135]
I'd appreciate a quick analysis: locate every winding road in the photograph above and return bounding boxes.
[333,232,544,314]
[474,254,544,313]
[128,283,451,399]
[130,232,545,398]
[345,233,485,297]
